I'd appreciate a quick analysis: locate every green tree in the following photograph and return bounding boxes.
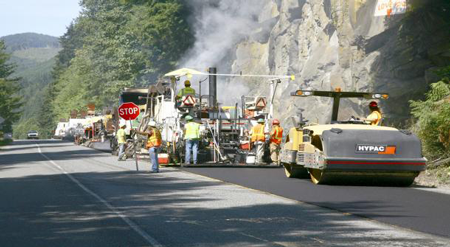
[409,0,450,159]
[51,0,194,119]
[410,80,450,159]
[0,41,22,133]
[37,83,57,138]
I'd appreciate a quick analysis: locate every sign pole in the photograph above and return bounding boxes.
[130,120,139,171]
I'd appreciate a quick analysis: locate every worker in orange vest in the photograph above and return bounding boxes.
[136,120,162,173]
[250,118,267,164]
[269,119,283,165]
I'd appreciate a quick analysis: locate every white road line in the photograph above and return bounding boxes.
[36,143,162,247]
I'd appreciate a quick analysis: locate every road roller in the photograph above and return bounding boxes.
[280,90,427,186]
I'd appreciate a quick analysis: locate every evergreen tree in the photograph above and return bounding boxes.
[0,41,22,133]
[37,83,57,138]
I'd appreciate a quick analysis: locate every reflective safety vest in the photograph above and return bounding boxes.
[177,87,196,97]
[117,129,126,144]
[251,124,265,142]
[367,110,382,126]
[185,122,200,140]
[147,128,162,148]
[270,126,283,145]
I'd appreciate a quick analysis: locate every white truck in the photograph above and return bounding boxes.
[54,121,69,139]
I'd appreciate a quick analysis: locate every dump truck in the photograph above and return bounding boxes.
[280,89,427,186]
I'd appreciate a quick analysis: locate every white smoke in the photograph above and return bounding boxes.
[182,0,266,68]
[181,0,268,104]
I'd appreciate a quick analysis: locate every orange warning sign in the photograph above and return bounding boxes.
[183,95,195,105]
[256,98,266,108]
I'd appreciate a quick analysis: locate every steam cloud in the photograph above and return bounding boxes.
[181,0,267,104]
[182,0,266,69]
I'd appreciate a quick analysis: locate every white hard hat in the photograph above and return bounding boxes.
[148,121,157,127]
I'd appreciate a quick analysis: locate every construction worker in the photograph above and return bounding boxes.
[250,118,266,164]
[177,80,196,99]
[116,124,127,161]
[365,101,382,126]
[184,115,201,165]
[136,121,162,173]
[270,119,283,165]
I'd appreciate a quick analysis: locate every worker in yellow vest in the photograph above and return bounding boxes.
[365,101,382,126]
[250,118,267,164]
[270,119,283,165]
[136,120,162,173]
[184,115,201,165]
[116,124,127,161]
[177,80,196,99]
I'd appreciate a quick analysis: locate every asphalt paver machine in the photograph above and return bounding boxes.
[136,68,290,167]
[132,68,249,166]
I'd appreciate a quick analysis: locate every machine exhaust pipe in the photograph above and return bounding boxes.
[208,67,217,110]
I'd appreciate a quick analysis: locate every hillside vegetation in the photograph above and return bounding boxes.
[13,48,61,63]
[0,41,22,134]
[37,0,193,137]
[408,1,450,162]
[1,33,60,52]
[0,33,61,138]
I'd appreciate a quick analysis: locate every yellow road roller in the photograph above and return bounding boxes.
[280,90,427,186]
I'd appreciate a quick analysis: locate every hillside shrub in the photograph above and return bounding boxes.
[410,78,450,159]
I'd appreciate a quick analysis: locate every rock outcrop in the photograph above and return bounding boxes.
[224,0,450,126]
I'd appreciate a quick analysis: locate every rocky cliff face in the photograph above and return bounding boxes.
[186,0,450,127]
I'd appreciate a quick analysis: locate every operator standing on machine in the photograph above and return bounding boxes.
[177,80,196,99]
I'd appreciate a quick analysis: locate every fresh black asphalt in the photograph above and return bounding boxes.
[183,167,450,238]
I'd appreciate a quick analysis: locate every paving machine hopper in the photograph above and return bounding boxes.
[280,89,427,186]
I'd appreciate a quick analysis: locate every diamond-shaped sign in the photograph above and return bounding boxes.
[183,95,195,106]
[256,98,266,108]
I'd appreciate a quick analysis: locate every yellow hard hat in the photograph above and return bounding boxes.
[184,80,191,86]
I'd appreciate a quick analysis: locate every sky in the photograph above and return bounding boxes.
[0,0,82,38]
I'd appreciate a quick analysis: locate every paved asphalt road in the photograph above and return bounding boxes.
[182,167,450,239]
[1,140,450,247]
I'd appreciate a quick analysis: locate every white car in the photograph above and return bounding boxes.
[27,130,39,139]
